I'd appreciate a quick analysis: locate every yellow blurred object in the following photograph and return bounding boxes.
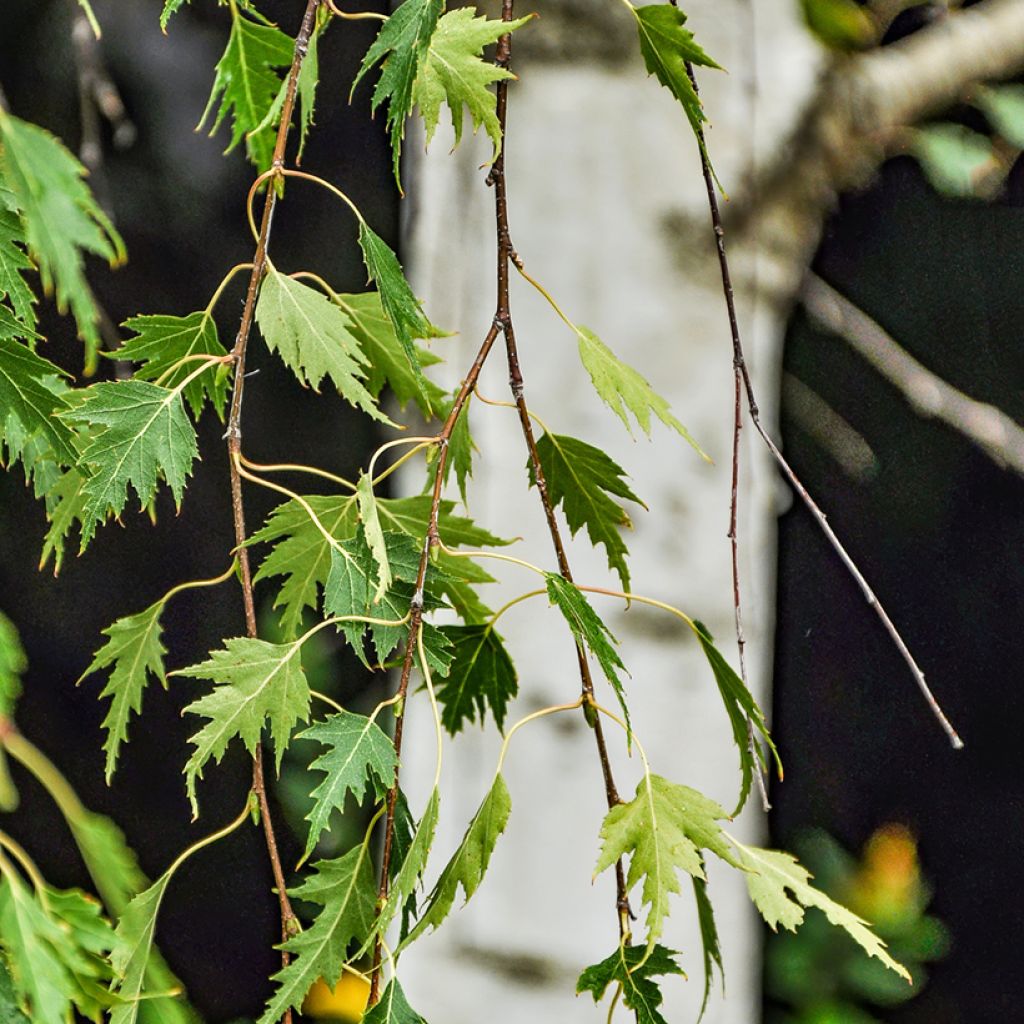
[849,823,922,927]
[303,972,371,1022]
[800,0,875,51]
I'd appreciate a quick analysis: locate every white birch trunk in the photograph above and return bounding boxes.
[396,2,822,1019]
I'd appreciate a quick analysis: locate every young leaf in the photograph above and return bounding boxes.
[258,843,378,1024]
[0,204,35,330]
[363,978,427,1024]
[692,619,780,816]
[198,10,294,171]
[576,325,707,455]
[109,874,172,1024]
[532,432,644,592]
[117,313,229,420]
[255,267,388,422]
[692,873,723,1020]
[353,0,443,183]
[299,710,398,860]
[435,624,517,735]
[296,9,324,160]
[594,775,739,949]
[544,572,631,735]
[732,842,911,981]
[377,786,439,941]
[402,773,510,947]
[63,380,200,547]
[0,612,26,720]
[412,9,533,160]
[0,115,124,368]
[358,220,444,371]
[357,471,391,603]
[0,337,75,467]
[80,601,167,783]
[632,4,720,153]
[333,291,447,418]
[443,392,473,505]
[178,637,312,815]
[577,943,685,1024]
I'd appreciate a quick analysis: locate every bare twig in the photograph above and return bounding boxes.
[802,273,1024,477]
[689,66,964,751]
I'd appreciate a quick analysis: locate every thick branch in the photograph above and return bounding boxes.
[802,273,1024,476]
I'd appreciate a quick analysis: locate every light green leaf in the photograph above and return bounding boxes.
[363,979,427,1024]
[577,943,685,1024]
[333,290,446,418]
[81,601,167,783]
[299,710,398,860]
[377,786,439,941]
[0,204,35,330]
[594,775,738,949]
[198,10,294,171]
[255,267,387,421]
[693,619,780,816]
[45,888,116,1020]
[544,572,631,737]
[733,841,911,981]
[117,313,229,420]
[358,220,445,372]
[357,471,391,602]
[179,637,311,815]
[109,875,171,1024]
[159,0,189,30]
[403,773,510,947]
[435,624,517,734]
[63,380,200,547]
[533,432,644,592]
[911,123,994,198]
[353,0,443,183]
[257,843,378,1024]
[0,337,75,467]
[632,4,720,159]
[412,9,533,159]
[0,611,26,719]
[978,84,1024,149]
[0,114,124,369]
[39,467,89,573]
[576,325,706,455]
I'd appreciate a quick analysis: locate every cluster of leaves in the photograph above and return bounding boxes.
[0,0,916,1022]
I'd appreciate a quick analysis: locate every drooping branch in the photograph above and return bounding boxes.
[802,273,1024,476]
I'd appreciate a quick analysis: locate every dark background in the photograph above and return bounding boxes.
[2,1,1022,1022]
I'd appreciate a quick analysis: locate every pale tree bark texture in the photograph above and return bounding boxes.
[394,0,1024,1021]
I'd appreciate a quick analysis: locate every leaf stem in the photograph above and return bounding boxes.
[494,700,583,776]
[366,435,439,484]
[0,828,49,902]
[415,625,444,793]
[310,689,346,715]
[160,560,239,604]
[324,0,387,19]
[203,262,255,318]
[472,384,552,434]
[238,451,356,492]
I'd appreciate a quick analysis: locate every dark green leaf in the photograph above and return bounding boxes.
[533,432,644,592]
[39,467,89,573]
[577,943,685,1024]
[692,872,723,1020]
[435,624,517,734]
[378,787,439,942]
[364,979,427,1024]
[0,204,35,330]
[117,313,229,420]
[300,711,398,860]
[443,393,473,505]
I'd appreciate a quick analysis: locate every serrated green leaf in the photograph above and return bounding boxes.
[0,959,29,1023]
[357,471,391,602]
[693,619,780,816]
[0,876,77,1024]
[257,843,378,1024]
[179,637,311,815]
[39,466,89,573]
[412,9,532,160]
[300,711,398,860]
[632,4,720,161]
[733,842,911,981]
[117,313,229,420]
[0,205,35,330]
[109,874,171,1024]
[255,268,388,422]
[0,337,75,467]
[45,888,116,1020]
[353,0,443,183]
[402,773,510,947]
[544,573,631,736]
[577,943,685,1024]
[0,611,26,719]
[63,380,200,547]
[594,775,738,950]
[692,873,723,1020]
[198,10,294,171]
[435,625,517,734]
[358,220,444,372]
[533,432,644,592]
[0,114,124,369]
[442,393,473,505]
[333,291,446,419]
[81,601,167,784]
[363,978,427,1024]
[576,325,706,455]
[296,12,324,161]
[159,0,188,30]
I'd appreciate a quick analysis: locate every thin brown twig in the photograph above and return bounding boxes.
[686,64,964,751]
[223,1,323,1011]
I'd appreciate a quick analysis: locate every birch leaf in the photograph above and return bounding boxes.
[363,979,427,1024]
[577,943,685,1024]
[434,625,517,734]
